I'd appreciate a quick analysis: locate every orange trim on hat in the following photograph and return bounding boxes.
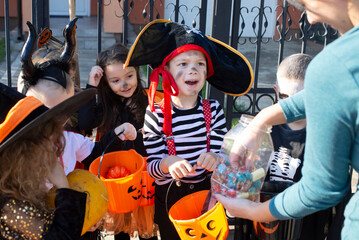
[207,36,254,96]
[0,96,44,143]
[124,19,172,68]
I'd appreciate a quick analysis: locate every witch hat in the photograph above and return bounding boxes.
[0,82,96,152]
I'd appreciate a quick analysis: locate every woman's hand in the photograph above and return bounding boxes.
[197,152,218,172]
[214,194,276,222]
[229,125,265,168]
[114,122,137,141]
[88,65,104,87]
[48,161,69,189]
[229,104,286,168]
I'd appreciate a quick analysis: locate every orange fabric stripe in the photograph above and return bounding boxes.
[0,96,44,143]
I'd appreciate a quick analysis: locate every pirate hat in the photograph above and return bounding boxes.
[125,19,253,136]
[125,19,253,97]
[0,83,96,152]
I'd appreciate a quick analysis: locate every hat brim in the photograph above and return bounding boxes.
[125,19,253,96]
[0,88,96,152]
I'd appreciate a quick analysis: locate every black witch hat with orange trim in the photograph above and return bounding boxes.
[0,83,96,152]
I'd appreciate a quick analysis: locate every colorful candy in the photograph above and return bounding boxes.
[211,156,267,201]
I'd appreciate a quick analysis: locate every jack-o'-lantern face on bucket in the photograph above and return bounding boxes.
[141,181,155,200]
[89,150,145,214]
[254,220,279,235]
[128,185,142,200]
[140,170,156,206]
[182,218,227,239]
[169,190,229,240]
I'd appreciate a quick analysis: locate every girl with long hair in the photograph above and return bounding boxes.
[78,43,157,240]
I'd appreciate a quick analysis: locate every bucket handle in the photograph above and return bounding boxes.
[97,130,124,178]
[165,179,177,215]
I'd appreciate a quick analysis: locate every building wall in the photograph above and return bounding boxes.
[103,0,164,33]
[0,0,19,17]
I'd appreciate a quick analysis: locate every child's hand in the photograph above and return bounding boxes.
[88,65,104,87]
[197,152,218,172]
[114,122,137,141]
[48,161,69,189]
[161,156,196,180]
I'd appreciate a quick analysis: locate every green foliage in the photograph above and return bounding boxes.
[0,39,6,62]
[231,118,240,128]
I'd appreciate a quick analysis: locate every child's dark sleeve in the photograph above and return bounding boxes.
[78,84,102,130]
[44,188,87,240]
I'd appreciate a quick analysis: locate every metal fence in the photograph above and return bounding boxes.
[3,0,337,128]
[94,0,337,129]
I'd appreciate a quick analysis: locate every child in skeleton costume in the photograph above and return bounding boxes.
[265,54,311,183]
[19,19,137,175]
[125,20,253,239]
[262,53,349,240]
[0,82,96,239]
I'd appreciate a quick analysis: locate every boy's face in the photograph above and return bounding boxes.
[105,62,138,98]
[165,50,207,99]
[274,76,304,100]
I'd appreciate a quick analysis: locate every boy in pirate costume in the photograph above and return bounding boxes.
[125,19,253,239]
[0,82,96,239]
[19,19,137,176]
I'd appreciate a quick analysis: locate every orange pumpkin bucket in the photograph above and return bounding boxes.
[89,150,145,213]
[169,190,229,240]
[140,161,156,207]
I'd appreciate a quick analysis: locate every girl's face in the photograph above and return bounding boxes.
[165,50,207,99]
[105,62,138,98]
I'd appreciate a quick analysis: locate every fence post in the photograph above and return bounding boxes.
[209,0,232,107]
[17,0,24,41]
[32,0,49,34]
[5,0,11,86]
[123,0,128,44]
[97,0,102,53]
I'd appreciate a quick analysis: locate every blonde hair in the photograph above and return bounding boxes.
[0,118,65,210]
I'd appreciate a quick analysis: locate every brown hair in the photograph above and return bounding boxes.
[96,43,147,132]
[0,118,65,210]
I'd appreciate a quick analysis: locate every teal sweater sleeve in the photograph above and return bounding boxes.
[269,26,359,220]
[279,90,305,123]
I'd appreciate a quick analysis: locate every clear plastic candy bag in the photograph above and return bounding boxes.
[211,114,274,201]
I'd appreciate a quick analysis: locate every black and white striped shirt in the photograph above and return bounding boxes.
[143,96,227,185]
